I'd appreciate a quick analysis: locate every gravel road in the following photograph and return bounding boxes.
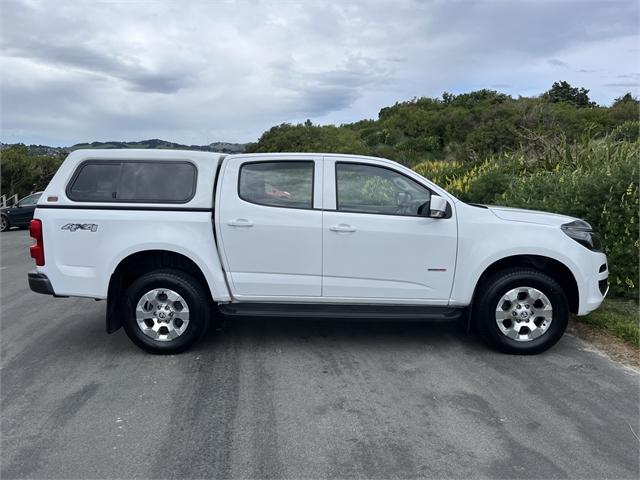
[1,229,638,479]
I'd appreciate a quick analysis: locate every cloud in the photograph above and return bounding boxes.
[1,0,639,145]
[3,42,194,93]
[548,59,569,68]
[603,82,639,88]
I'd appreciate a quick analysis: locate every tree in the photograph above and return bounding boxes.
[545,81,596,108]
[0,145,64,198]
[1,146,32,197]
[612,93,638,107]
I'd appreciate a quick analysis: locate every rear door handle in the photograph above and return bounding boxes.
[228,218,253,227]
[329,224,356,233]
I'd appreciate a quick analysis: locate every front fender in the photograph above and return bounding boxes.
[450,205,585,307]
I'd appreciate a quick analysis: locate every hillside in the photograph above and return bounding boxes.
[0,139,246,157]
[247,83,638,167]
[69,139,246,154]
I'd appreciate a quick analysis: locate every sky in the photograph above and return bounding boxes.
[1,0,638,147]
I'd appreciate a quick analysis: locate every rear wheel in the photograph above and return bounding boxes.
[474,268,568,354]
[122,269,211,354]
[1,215,9,232]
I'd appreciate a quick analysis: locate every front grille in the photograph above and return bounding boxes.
[599,263,607,273]
[599,279,608,295]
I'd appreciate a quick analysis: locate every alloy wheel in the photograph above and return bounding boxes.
[495,286,553,342]
[135,288,190,341]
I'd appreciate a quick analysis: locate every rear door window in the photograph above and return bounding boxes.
[239,161,314,209]
[67,161,197,203]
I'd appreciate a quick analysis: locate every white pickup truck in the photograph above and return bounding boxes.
[28,150,608,354]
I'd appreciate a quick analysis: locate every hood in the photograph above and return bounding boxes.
[486,205,577,227]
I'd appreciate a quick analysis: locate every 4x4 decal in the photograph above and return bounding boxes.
[61,223,98,232]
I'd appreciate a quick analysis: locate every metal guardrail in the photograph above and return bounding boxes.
[1,194,19,207]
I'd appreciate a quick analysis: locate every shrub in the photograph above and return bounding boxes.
[413,136,639,298]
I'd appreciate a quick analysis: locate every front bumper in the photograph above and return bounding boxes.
[578,253,609,315]
[28,271,55,295]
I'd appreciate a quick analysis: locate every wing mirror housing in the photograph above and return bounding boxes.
[429,196,447,218]
[419,196,448,218]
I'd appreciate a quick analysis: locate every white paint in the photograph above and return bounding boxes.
[33,149,608,318]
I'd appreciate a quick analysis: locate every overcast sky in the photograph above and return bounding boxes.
[1,0,638,146]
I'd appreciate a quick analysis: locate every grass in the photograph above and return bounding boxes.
[574,298,639,346]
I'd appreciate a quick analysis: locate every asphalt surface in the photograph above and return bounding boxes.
[1,229,639,480]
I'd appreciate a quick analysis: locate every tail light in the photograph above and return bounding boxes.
[29,219,45,266]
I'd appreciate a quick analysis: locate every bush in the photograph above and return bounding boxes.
[413,136,639,298]
[611,120,639,142]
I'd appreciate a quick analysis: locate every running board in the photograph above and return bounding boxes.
[218,303,463,321]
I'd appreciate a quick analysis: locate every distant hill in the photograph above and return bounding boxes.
[0,139,246,156]
[69,138,246,154]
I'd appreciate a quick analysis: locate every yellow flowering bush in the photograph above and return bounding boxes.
[413,136,639,298]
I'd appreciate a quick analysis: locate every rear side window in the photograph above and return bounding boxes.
[239,161,314,209]
[67,161,197,203]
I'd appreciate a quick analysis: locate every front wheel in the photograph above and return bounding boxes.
[122,269,211,354]
[1,215,9,232]
[474,268,568,355]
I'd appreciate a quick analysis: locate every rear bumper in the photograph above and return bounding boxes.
[28,271,55,295]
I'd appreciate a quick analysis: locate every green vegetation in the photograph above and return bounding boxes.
[0,145,65,198]
[575,298,639,346]
[246,82,639,165]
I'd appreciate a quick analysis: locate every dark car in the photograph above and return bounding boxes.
[1,192,43,232]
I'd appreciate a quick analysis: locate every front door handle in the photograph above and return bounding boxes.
[329,224,356,233]
[228,218,254,227]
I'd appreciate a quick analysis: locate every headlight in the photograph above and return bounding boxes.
[561,220,602,251]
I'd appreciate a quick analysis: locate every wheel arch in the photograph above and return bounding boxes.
[106,249,214,334]
[471,254,579,315]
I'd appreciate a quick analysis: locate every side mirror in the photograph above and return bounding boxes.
[429,196,447,218]
[419,196,447,218]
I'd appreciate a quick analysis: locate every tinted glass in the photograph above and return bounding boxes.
[68,163,120,201]
[239,162,313,209]
[68,161,196,203]
[17,193,42,206]
[336,163,431,216]
[118,162,196,202]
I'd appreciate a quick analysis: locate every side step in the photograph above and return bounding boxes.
[218,303,463,321]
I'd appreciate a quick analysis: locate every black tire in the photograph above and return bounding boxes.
[1,215,10,232]
[474,268,568,355]
[122,269,211,354]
